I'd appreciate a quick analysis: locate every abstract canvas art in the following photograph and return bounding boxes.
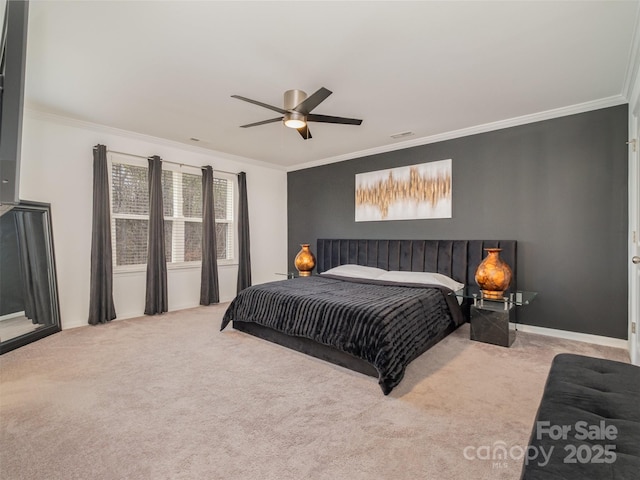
[355,159,452,221]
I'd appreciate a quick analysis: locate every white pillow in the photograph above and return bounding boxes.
[377,271,464,291]
[320,264,387,279]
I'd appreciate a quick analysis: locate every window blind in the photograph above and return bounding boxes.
[110,159,235,269]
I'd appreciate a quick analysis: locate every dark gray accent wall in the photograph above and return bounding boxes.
[288,105,629,339]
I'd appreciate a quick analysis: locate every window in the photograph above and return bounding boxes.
[110,155,235,270]
[213,176,234,261]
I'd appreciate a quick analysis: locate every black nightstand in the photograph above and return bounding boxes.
[451,287,537,347]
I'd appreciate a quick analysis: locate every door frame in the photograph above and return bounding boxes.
[626,10,640,365]
[629,107,639,365]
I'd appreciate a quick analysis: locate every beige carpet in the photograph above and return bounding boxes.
[0,304,629,480]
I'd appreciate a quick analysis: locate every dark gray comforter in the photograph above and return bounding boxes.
[221,275,464,394]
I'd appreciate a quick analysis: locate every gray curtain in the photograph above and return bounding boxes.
[200,166,219,305]
[144,156,168,315]
[237,171,251,291]
[89,144,116,325]
[14,211,52,325]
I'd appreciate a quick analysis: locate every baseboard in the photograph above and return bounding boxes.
[512,323,628,350]
[62,303,213,330]
[0,311,26,322]
[60,308,630,354]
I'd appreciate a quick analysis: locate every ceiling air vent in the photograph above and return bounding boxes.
[390,131,415,139]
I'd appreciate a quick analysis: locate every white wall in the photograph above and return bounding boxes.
[20,110,288,329]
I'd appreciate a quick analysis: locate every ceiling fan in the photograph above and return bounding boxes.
[231,87,362,140]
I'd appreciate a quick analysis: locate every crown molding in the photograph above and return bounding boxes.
[286,95,628,172]
[623,2,640,108]
[23,107,287,172]
[24,95,628,176]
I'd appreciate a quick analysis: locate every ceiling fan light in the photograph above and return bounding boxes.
[284,119,306,129]
[284,111,306,129]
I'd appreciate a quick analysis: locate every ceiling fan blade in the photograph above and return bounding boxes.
[231,95,287,114]
[293,87,332,115]
[240,117,283,128]
[307,114,362,125]
[297,125,312,140]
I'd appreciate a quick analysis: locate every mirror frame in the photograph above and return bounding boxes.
[0,201,61,354]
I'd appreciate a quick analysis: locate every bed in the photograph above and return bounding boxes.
[221,239,517,394]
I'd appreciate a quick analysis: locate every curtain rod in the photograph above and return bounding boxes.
[106,149,239,176]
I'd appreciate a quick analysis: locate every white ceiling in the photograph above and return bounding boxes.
[23,1,640,170]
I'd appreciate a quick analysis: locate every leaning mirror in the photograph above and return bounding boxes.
[0,201,61,354]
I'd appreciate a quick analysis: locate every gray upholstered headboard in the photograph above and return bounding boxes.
[316,239,517,288]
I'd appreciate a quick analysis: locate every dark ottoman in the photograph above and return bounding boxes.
[521,353,640,479]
